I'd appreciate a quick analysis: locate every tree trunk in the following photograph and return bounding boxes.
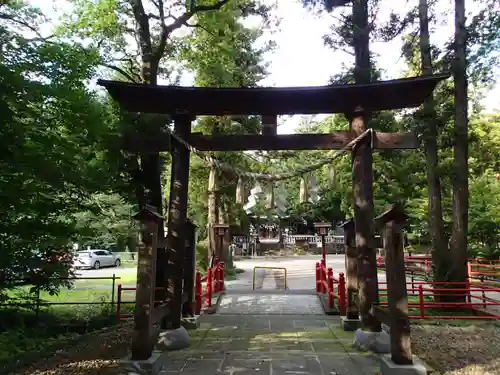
[299,177,307,203]
[418,0,450,285]
[450,0,469,290]
[129,0,166,304]
[352,0,371,84]
[220,199,231,265]
[128,0,164,232]
[351,0,380,333]
[208,167,219,264]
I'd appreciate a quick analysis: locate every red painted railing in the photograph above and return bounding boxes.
[378,280,500,319]
[115,285,166,324]
[115,260,225,323]
[195,259,225,314]
[320,255,500,320]
[378,256,500,282]
[315,256,346,314]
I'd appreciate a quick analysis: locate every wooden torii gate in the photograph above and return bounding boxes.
[99,73,448,338]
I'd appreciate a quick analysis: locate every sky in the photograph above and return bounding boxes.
[28,0,500,134]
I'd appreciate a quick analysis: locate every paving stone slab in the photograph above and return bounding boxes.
[179,359,224,374]
[318,354,380,375]
[157,308,381,375]
[222,359,270,375]
[271,356,323,375]
[217,293,324,315]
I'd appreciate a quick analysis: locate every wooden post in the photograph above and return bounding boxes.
[235,177,245,204]
[182,219,197,317]
[164,114,192,329]
[131,206,163,360]
[299,177,307,203]
[375,203,412,365]
[340,218,359,322]
[262,115,277,210]
[349,105,381,332]
[212,224,230,267]
[208,167,219,270]
[262,115,277,135]
[210,226,220,264]
[266,183,274,210]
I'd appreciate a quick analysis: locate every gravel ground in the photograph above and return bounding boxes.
[412,323,500,375]
[8,324,133,375]
[7,322,500,375]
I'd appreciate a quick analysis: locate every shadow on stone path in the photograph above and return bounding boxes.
[159,293,381,375]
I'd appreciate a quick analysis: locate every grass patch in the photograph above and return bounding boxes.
[224,267,244,281]
[0,259,244,370]
[0,300,118,371]
[0,275,126,369]
[121,258,138,268]
[0,327,81,366]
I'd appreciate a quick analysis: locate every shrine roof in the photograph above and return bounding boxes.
[97,73,449,116]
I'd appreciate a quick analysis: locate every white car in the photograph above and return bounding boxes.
[74,250,121,270]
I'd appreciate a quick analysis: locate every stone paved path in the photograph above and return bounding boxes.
[217,293,324,315]
[159,293,381,375]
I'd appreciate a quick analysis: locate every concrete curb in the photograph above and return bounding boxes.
[317,293,340,315]
[204,291,225,314]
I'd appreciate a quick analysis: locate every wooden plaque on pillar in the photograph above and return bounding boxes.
[212,223,230,265]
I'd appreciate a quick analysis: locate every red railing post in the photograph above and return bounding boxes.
[206,267,212,307]
[327,268,334,308]
[338,272,346,316]
[315,262,321,292]
[220,262,225,291]
[214,264,219,293]
[320,258,326,293]
[466,261,472,306]
[116,284,122,324]
[213,258,220,292]
[195,271,202,314]
[418,285,424,318]
[480,276,486,309]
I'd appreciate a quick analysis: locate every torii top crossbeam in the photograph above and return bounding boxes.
[98,73,449,116]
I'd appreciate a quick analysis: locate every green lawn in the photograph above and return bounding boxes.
[5,265,242,314]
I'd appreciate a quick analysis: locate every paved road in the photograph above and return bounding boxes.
[229,255,344,292]
[73,266,136,278]
[230,255,500,316]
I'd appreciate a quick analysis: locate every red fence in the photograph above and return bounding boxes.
[115,260,225,323]
[115,285,165,323]
[316,256,346,314]
[319,256,500,320]
[195,259,224,314]
[378,280,500,319]
[378,256,500,281]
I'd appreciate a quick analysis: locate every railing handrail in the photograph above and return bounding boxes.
[315,259,346,314]
[115,261,226,323]
[194,259,225,315]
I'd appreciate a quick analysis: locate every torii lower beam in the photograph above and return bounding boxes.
[124,131,419,153]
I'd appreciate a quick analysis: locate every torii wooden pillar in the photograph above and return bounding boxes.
[98,73,447,334]
[348,106,381,332]
[164,114,192,329]
[349,0,379,333]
